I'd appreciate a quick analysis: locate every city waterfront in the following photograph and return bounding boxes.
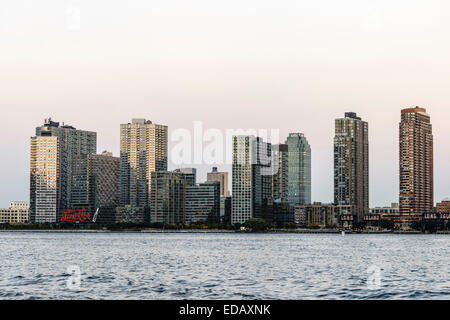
[0,232,449,300]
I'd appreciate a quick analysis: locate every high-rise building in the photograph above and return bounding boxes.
[31,118,97,222]
[86,151,120,212]
[150,170,220,225]
[71,156,89,210]
[334,112,369,222]
[120,118,168,208]
[149,171,190,225]
[271,144,289,202]
[231,135,272,224]
[70,151,120,223]
[220,196,232,224]
[206,167,229,196]
[285,134,311,204]
[30,136,59,223]
[185,182,220,224]
[399,107,433,227]
[174,168,197,186]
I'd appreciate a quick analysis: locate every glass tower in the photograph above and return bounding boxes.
[285,133,311,205]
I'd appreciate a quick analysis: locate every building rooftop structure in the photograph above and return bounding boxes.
[344,112,362,120]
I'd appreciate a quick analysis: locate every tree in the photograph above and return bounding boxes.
[243,218,271,232]
[285,223,298,229]
[381,219,395,230]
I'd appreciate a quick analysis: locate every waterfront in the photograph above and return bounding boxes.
[0,232,449,299]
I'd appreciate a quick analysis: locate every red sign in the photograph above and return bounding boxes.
[61,209,90,222]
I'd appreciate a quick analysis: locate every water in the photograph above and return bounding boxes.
[0,232,449,299]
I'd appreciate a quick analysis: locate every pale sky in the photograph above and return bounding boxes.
[1,0,450,208]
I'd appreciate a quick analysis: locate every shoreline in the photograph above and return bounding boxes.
[0,229,448,234]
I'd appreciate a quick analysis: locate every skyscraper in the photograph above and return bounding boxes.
[149,171,191,224]
[70,151,120,221]
[271,144,289,202]
[231,135,272,224]
[86,152,120,213]
[120,118,168,208]
[206,167,229,196]
[31,119,97,222]
[334,112,369,222]
[29,136,59,223]
[285,133,311,205]
[399,107,433,227]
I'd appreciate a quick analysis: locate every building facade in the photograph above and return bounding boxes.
[31,118,97,222]
[296,202,352,228]
[436,199,450,213]
[294,205,307,227]
[220,196,232,224]
[185,183,220,224]
[149,171,190,225]
[120,118,168,208]
[271,144,289,202]
[30,136,60,223]
[68,151,120,223]
[370,203,400,223]
[174,168,197,186]
[399,107,433,227]
[206,167,229,196]
[89,152,120,222]
[286,133,311,205]
[271,201,295,226]
[334,112,369,222]
[231,135,272,224]
[0,202,29,224]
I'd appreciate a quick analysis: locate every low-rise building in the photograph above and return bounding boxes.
[115,206,146,223]
[436,199,450,213]
[370,203,399,216]
[272,201,295,226]
[295,203,352,228]
[370,203,400,227]
[0,202,30,224]
[294,205,307,227]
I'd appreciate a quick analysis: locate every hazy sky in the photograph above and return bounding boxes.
[1,0,450,208]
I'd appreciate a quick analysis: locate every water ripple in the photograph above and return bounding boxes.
[0,232,449,299]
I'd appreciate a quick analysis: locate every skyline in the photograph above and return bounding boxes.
[2,1,450,207]
[1,108,448,209]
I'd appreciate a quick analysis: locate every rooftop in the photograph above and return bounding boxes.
[401,106,427,114]
[344,112,361,120]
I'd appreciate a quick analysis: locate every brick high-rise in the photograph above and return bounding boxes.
[399,107,433,228]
